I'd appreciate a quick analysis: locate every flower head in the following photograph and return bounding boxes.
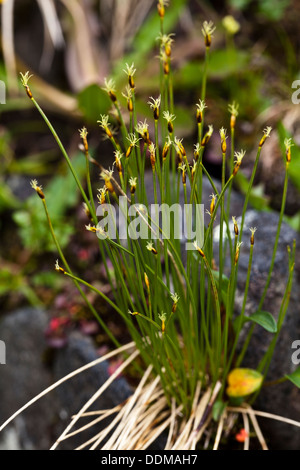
[250,227,257,245]
[259,126,272,147]
[157,33,175,56]
[102,78,117,102]
[194,143,201,161]
[228,101,239,117]
[222,15,240,36]
[113,150,123,172]
[228,101,239,128]
[20,71,33,87]
[20,71,33,98]
[146,241,157,255]
[162,135,172,160]
[201,124,214,147]
[232,216,239,236]
[123,63,136,88]
[126,133,140,158]
[193,241,205,258]
[30,179,45,199]
[163,111,176,133]
[284,137,294,163]
[97,114,114,140]
[171,293,180,313]
[100,167,114,193]
[129,177,137,194]
[209,193,217,215]
[234,149,246,165]
[97,186,107,205]
[55,260,65,274]
[235,241,243,265]
[232,150,245,176]
[158,312,167,333]
[196,100,207,123]
[136,119,150,143]
[219,127,228,153]
[157,0,169,18]
[202,21,216,47]
[148,95,161,120]
[79,127,88,152]
[122,85,134,111]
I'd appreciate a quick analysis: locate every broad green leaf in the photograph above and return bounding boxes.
[234,172,269,210]
[286,366,300,388]
[0,183,20,211]
[246,310,277,333]
[226,368,263,397]
[258,0,290,21]
[13,153,86,252]
[112,0,187,81]
[77,84,111,123]
[212,400,227,421]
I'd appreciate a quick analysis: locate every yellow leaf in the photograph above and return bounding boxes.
[226,368,263,397]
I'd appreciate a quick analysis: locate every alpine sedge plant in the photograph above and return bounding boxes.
[9,4,299,450]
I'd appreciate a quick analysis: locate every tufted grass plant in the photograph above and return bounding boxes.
[11,1,299,448]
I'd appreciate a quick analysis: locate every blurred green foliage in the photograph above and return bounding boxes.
[228,0,291,21]
[12,152,86,253]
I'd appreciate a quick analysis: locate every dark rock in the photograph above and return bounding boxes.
[228,210,300,449]
[51,331,133,450]
[0,307,56,449]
